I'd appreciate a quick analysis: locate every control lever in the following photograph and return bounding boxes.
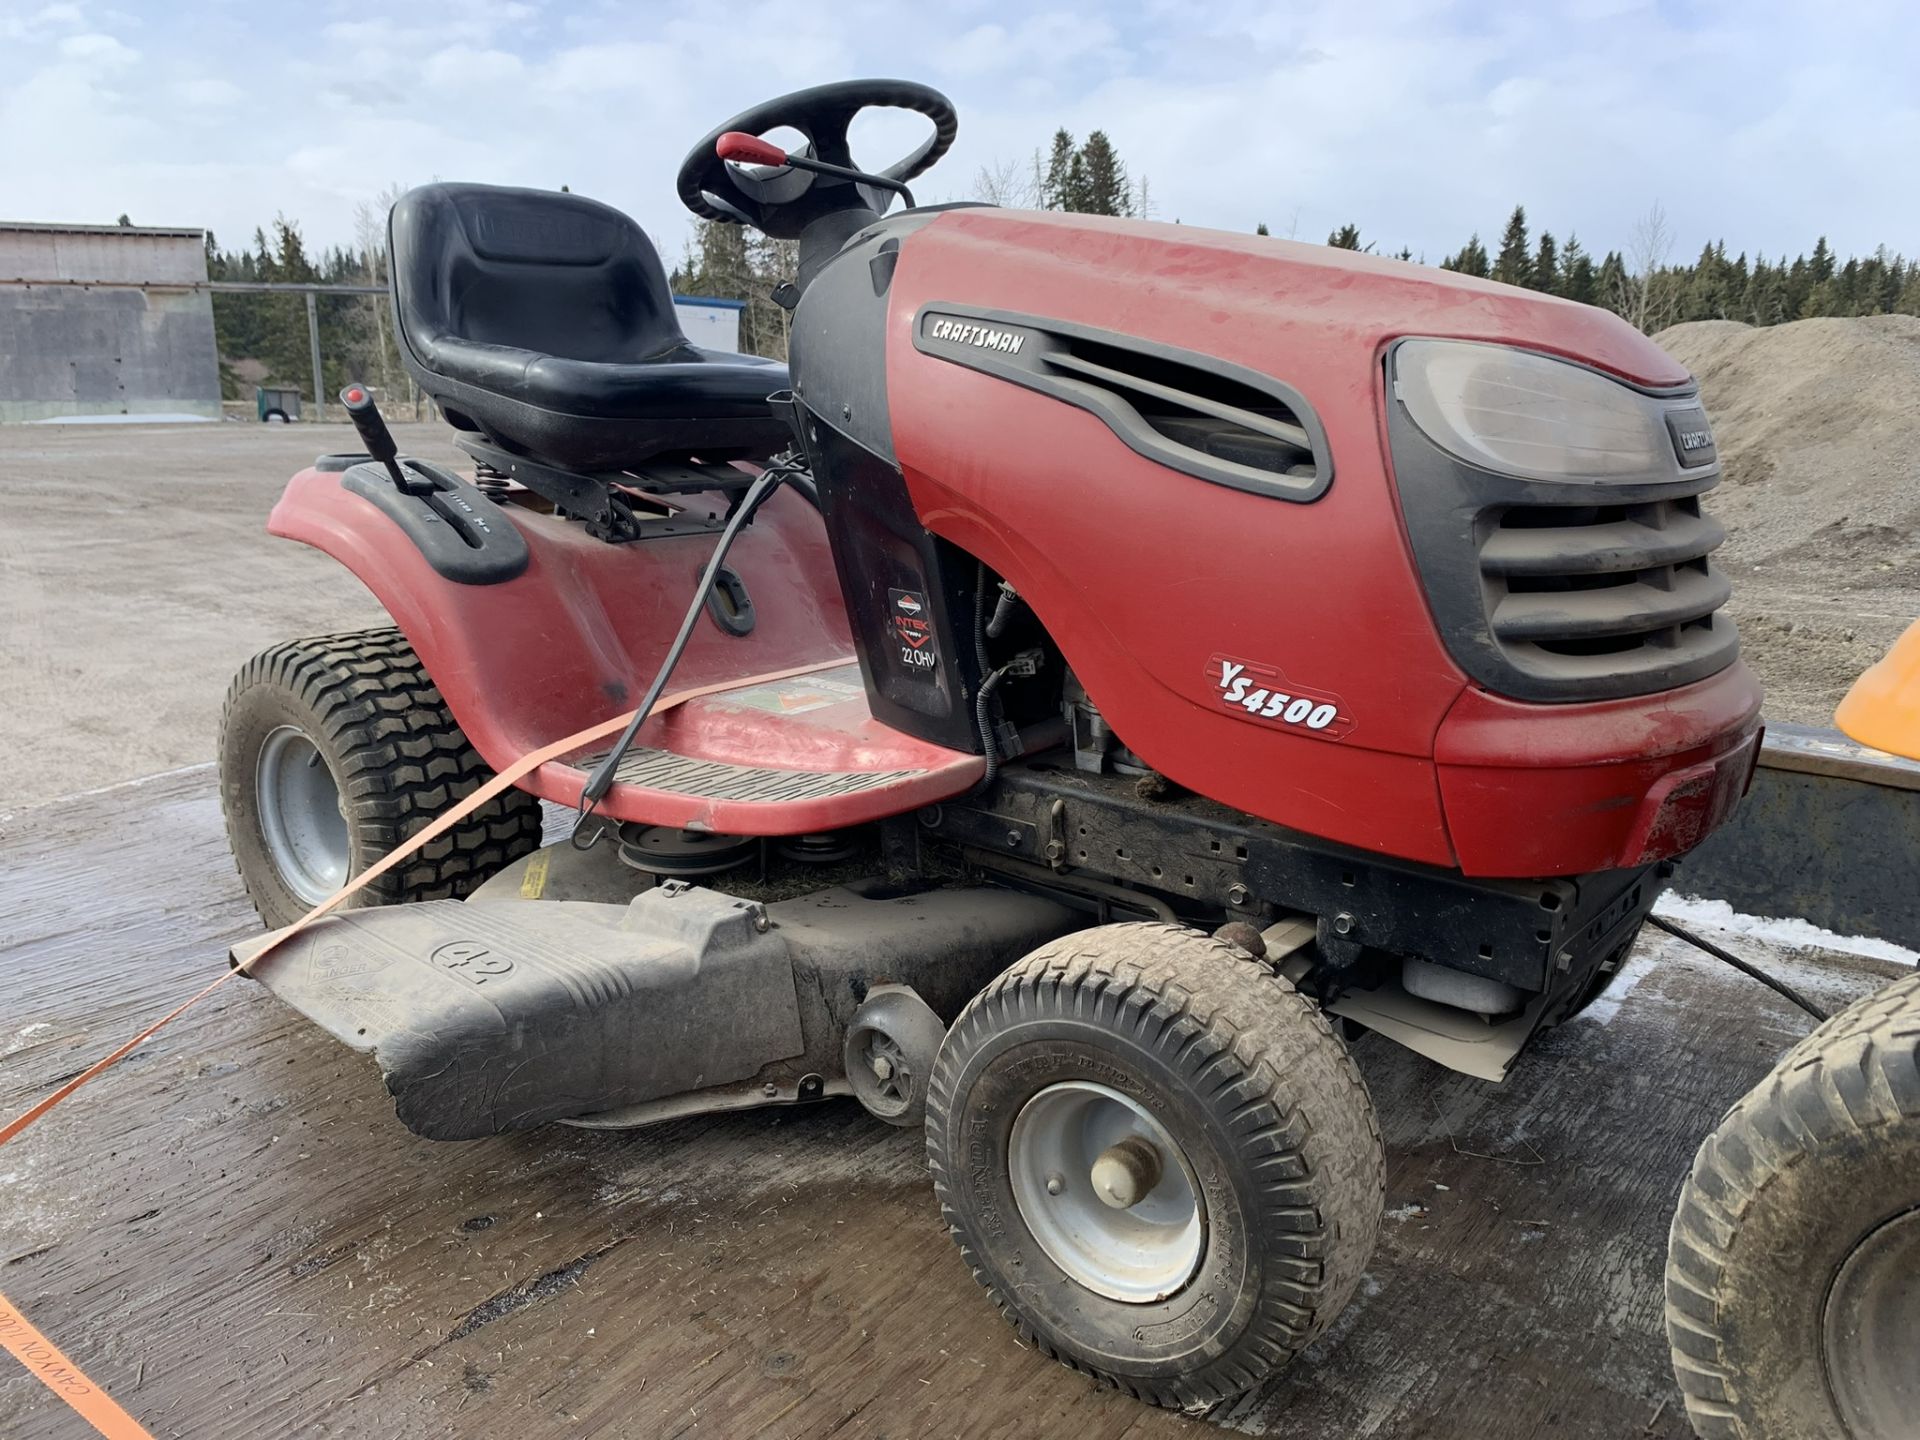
[340,384,433,495]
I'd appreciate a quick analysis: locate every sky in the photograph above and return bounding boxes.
[2,0,1916,269]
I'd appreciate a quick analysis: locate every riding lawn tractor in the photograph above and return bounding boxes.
[218,80,1767,1410]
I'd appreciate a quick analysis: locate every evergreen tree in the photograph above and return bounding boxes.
[1042,129,1076,211]
[1531,231,1559,293]
[1561,234,1595,304]
[1326,223,1364,250]
[1596,250,1629,313]
[1440,233,1490,277]
[1255,222,1270,236]
[1064,150,1090,212]
[1034,128,1144,216]
[1900,266,1920,315]
[1744,263,1789,325]
[1810,235,1835,283]
[1076,131,1130,216]
[1493,206,1531,287]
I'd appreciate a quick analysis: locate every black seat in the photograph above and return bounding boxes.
[388,183,789,472]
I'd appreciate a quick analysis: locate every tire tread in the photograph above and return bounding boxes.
[925,922,1384,1411]
[219,626,542,924]
[1665,969,1920,1438]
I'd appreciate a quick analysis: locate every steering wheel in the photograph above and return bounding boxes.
[676,79,958,238]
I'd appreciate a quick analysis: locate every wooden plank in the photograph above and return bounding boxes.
[0,770,1901,1438]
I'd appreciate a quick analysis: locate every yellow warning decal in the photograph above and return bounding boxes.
[519,848,552,899]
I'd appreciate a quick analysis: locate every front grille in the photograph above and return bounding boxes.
[1481,498,1734,670]
[1388,401,1741,702]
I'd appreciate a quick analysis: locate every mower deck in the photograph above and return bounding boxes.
[530,662,985,832]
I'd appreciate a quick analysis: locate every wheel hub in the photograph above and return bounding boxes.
[1822,1207,1920,1437]
[256,725,350,906]
[1008,1081,1204,1303]
[1091,1136,1164,1210]
[855,1031,911,1111]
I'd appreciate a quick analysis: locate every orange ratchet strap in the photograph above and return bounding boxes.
[0,1298,152,1440]
[0,658,846,1439]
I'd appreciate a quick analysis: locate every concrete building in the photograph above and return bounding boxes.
[0,221,222,423]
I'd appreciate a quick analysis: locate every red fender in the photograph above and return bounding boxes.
[268,467,857,801]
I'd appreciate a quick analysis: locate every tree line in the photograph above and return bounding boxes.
[200,133,1917,394]
[202,187,409,401]
[1325,203,1920,331]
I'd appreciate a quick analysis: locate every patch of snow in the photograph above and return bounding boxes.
[1383,1202,1427,1222]
[4,1022,56,1057]
[1657,894,1918,967]
[1573,950,1662,1027]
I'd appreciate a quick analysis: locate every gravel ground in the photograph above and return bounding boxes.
[1656,314,1920,726]
[0,420,458,809]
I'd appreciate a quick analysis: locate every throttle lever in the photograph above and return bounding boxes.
[340,384,433,495]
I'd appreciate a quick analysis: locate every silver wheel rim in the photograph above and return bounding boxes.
[256,725,350,905]
[1008,1080,1205,1303]
[1822,1207,1920,1437]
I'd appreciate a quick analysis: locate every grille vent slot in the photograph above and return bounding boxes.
[1481,499,1733,668]
[913,307,1332,502]
[1040,339,1317,481]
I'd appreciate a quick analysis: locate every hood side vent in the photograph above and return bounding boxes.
[1041,341,1317,481]
[912,305,1333,502]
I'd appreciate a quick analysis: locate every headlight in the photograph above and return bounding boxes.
[1392,338,1712,484]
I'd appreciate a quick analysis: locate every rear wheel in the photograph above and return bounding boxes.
[218,627,543,928]
[1666,969,1920,1439]
[926,923,1383,1409]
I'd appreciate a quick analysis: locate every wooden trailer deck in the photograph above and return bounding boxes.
[0,768,1903,1440]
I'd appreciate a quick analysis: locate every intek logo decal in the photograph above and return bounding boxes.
[889,588,938,670]
[1210,655,1353,739]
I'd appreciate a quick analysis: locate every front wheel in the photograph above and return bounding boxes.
[218,627,543,928]
[926,923,1384,1409]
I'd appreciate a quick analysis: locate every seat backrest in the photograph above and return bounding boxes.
[389,183,691,367]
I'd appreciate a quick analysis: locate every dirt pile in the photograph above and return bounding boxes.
[1655,314,1920,726]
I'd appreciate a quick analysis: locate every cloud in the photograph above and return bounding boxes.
[0,0,1913,269]
[421,44,525,89]
[0,2,83,41]
[55,30,137,65]
[173,76,243,108]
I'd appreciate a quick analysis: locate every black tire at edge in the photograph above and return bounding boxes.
[1666,968,1920,1440]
